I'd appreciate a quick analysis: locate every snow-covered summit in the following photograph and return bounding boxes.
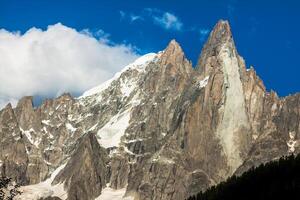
[80,53,157,98]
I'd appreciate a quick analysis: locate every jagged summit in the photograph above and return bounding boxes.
[2,102,13,111]
[196,19,235,74]
[158,39,193,78]
[201,19,233,52]
[16,96,34,108]
[1,19,300,200]
[166,39,182,50]
[160,39,188,66]
[210,19,232,43]
[80,52,157,98]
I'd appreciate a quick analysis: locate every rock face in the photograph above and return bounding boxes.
[0,20,299,200]
[53,132,108,200]
[0,103,28,185]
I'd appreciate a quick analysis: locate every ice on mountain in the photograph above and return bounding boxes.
[79,53,157,98]
[97,108,131,148]
[287,131,297,153]
[120,78,136,97]
[66,123,77,133]
[42,120,51,125]
[197,76,209,89]
[88,124,98,131]
[16,163,68,200]
[95,187,133,200]
[21,128,41,148]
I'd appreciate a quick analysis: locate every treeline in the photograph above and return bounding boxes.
[188,154,300,200]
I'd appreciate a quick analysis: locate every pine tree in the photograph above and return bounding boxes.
[187,154,300,200]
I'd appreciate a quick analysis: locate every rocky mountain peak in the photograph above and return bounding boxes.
[209,20,232,44]
[196,20,236,75]
[191,20,253,176]
[0,103,17,128]
[15,96,41,131]
[16,96,34,109]
[159,39,191,69]
[53,132,108,200]
[142,39,192,95]
[56,93,73,101]
[1,103,13,115]
[167,39,182,49]
[1,19,299,200]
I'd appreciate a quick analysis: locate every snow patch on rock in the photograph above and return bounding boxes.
[65,123,77,133]
[42,120,51,126]
[151,156,175,164]
[95,187,133,200]
[97,108,131,148]
[252,134,258,140]
[16,163,68,200]
[287,131,297,153]
[120,78,137,97]
[80,53,157,98]
[21,128,41,148]
[197,76,209,89]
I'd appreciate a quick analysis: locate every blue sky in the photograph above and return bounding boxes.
[0,0,300,104]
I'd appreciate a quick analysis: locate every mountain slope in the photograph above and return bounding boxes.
[0,20,299,200]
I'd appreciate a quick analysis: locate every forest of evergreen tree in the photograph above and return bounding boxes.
[188,154,300,200]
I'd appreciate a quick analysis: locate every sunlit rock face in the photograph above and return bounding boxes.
[1,20,299,200]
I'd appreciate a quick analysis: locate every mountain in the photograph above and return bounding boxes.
[187,154,300,200]
[0,20,299,200]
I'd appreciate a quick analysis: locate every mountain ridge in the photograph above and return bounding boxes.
[0,19,299,200]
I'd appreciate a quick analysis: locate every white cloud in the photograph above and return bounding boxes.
[153,12,183,31]
[121,8,183,32]
[119,10,126,20]
[0,23,139,108]
[130,14,143,22]
[119,11,143,23]
[80,29,111,43]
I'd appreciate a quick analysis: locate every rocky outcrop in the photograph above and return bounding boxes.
[109,150,130,190]
[15,96,41,131]
[0,19,299,200]
[39,197,62,200]
[0,103,28,185]
[53,132,108,200]
[198,20,251,174]
[235,92,300,175]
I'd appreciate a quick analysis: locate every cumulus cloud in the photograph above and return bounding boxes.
[0,23,139,108]
[153,12,183,31]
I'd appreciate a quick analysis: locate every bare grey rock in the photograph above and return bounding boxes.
[53,132,108,200]
[0,103,28,185]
